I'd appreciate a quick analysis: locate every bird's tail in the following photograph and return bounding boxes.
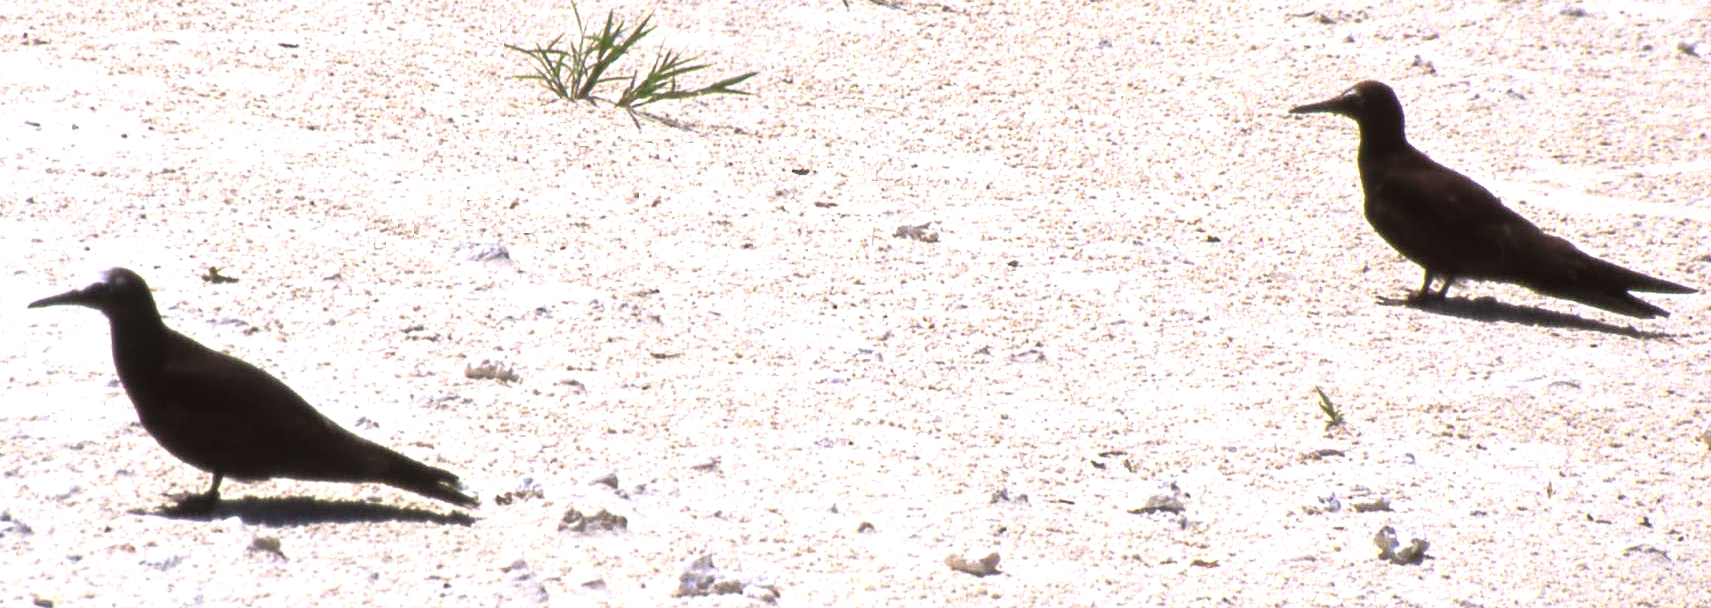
[1609,265,1697,294]
[1546,288,1672,319]
[381,453,480,508]
[1536,255,1696,318]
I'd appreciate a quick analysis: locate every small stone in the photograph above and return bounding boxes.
[990,488,1029,504]
[1374,525,1430,564]
[688,456,721,472]
[557,378,588,394]
[140,550,184,571]
[743,583,780,603]
[1411,54,1437,75]
[248,535,286,560]
[494,477,545,506]
[1351,497,1393,512]
[1300,448,1345,461]
[1303,491,1342,515]
[671,554,780,601]
[465,360,519,383]
[588,472,620,489]
[401,325,442,342]
[560,507,628,533]
[1008,348,1047,363]
[199,267,239,284]
[1623,544,1672,564]
[1,510,33,537]
[944,551,1002,577]
[674,554,722,597]
[893,222,940,243]
[1127,481,1186,514]
[456,242,515,266]
[499,559,550,605]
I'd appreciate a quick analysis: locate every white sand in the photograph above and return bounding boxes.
[4,0,1710,605]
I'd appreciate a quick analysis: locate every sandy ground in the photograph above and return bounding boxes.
[4,0,1711,605]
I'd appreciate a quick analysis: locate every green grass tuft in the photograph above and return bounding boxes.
[1314,386,1346,431]
[506,1,755,125]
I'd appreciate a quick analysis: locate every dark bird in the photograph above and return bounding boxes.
[1289,80,1695,318]
[29,268,479,511]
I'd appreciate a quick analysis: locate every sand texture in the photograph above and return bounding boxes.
[4,0,1711,605]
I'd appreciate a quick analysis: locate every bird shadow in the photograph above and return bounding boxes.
[135,495,474,527]
[1377,295,1673,339]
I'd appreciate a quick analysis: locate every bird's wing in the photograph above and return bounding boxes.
[1367,154,1693,310]
[1363,153,1545,276]
[140,333,387,480]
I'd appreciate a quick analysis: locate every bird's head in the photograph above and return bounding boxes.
[29,268,156,317]
[1289,80,1400,120]
[1289,80,1408,146]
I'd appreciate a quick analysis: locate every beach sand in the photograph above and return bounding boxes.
[4,0,1709,605]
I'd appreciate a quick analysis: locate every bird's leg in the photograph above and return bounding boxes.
[203,472,224,503]
[1435,274,1455,299]
[169,473,223,515]
[1411,270,1443,301]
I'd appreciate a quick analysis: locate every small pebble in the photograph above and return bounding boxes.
[688,456,720,472]
[945,550,1002,577]
[1303,491,1342,515]
[248,535,286,561]
[990,487,1029,504]
[1374,525,1430,564]
[1127,481,1186,514]
[560,507,628,533]
[1351,496,1393,512]
[498,559,550,605]
[588,472,620,489]
[494,477,545,505]
[672,554,781,602]
[1,509,33,537]
[465,360,519,383]
[893,222,940,243]
[456,242,515,266]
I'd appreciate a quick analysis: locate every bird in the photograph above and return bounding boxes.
[1289,80,1695,318]
[29,268,479,511]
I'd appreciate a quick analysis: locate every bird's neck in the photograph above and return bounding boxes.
[1354,120,1408,157]
[106,310,170,382]
[1354,121,1410,196]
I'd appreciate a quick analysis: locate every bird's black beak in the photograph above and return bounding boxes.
[1289,91,1356,116]
[29,286,100,309]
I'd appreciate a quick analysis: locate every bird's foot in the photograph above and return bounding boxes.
[163,492,221,516]
[1378,290,1446,308]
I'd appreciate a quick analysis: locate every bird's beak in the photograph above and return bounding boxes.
[1289,92,1355,116]
[28,287,98,309]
